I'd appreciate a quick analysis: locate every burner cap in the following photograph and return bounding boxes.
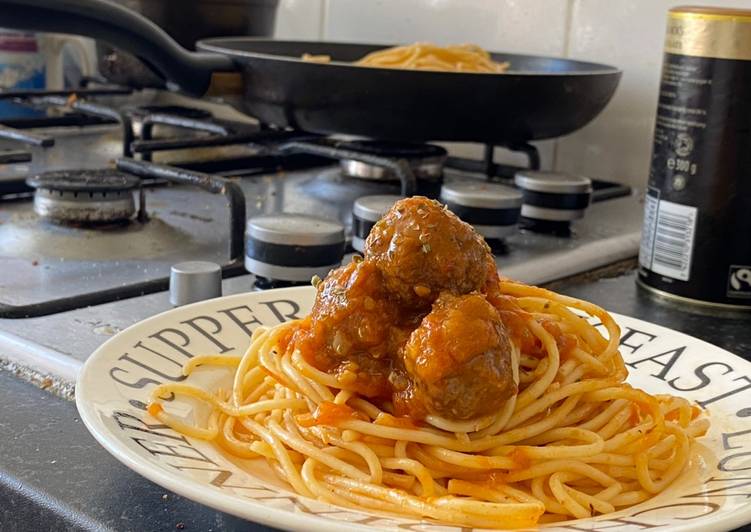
[514,171,592,195]
[352,194,402,252]
[440,181,523,210]
[131,105,212,120]
[338,140,447,160]
[514,171,592,224]
[245,214,345,283]
[27,170,140,192]
[338,141,447,182]
[440,181,522,240]
[27,170,139,224]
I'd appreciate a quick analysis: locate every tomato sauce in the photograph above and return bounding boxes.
[374,412,420,429]
[314,401,366,426]
[541,320,578,360]
[287,197,519,422]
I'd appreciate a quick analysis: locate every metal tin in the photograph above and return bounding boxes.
[638,6,751,309]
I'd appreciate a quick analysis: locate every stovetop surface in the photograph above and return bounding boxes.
[0,167,641,307]
[0,90,257,182]
[0,88,643,383]
[0,190,642,381]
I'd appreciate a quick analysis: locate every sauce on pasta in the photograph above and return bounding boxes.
[147,196,710,528]
[303,43,511,73]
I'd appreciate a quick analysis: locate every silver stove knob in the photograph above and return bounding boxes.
[169,261,222,307]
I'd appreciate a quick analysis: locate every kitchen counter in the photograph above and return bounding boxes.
[2,270,750,531]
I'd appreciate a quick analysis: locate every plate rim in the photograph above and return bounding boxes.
[76,287,379,532]
[75,286,751,532]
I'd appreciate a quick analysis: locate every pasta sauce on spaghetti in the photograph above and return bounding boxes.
[290,197,516,420]
[148,196,710,529]
[303,43,511,73]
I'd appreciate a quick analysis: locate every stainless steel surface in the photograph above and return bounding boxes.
[169,260,222,306]
[244,257,342,283]
[246,213,346,246]
[0,186,227,306]
[474,224,517,239]
[514,171,593,194]
[0,91,257,182]
[636,279,751,311]
[33,188,136,223]
[351,236,366,254]
[521,204,587,221]
[0,192,643,380]
[352,194,401,222]
[0,89,642,385]
[440,181,523,209]
[0,124,123,180]
[245,213,345,281]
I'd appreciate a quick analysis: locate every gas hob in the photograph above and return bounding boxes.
[0,87,642,385]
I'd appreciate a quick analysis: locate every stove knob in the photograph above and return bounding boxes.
[514,171,593,234]
[440,181,522,240]
[352,195,402,253]
[245,213,345,285]
[169,261,222,307]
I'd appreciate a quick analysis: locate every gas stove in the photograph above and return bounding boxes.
[0,86,642,385]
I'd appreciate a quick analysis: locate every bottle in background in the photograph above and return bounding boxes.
[638,7,751,310]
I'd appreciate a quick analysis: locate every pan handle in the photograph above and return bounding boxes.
[0,0,236,96]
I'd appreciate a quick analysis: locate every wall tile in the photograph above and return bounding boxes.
[556,0,751,188]
[274,0,325,40]
[276,0,751,187]
[323,0,569,55]
[323,0,569,167]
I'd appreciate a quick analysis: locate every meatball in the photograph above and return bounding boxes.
[364,196,498,308]
[396,292,517,420]
[292,259,410,398]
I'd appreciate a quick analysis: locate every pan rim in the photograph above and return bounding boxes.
[196,37,622,77]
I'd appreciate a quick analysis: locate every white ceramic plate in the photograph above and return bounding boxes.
[77,286,751,531]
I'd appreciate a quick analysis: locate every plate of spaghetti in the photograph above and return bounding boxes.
[77,197,751,531]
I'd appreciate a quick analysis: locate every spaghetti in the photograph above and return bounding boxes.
[302,43,510,73]
[147,198,709,528]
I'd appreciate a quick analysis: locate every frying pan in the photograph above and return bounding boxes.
[1,0,622,144]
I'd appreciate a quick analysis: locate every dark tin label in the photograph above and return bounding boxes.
[639,12,751,307]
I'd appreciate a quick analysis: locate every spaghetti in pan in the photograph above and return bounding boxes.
[303,43,510,73]
[148,197,709,528]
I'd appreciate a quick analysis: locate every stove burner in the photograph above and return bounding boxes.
[27,170,141,192]
[440,181,522,241]
[338,140,447,159]
[514,171,592,235]
[26,170,141,224]
[245,213,346,285]
[131,105,213,120]
[338,141,447,181]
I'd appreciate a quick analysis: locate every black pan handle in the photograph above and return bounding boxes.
[0,0,236,96]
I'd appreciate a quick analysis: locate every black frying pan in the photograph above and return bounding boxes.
[2,0,622,144]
